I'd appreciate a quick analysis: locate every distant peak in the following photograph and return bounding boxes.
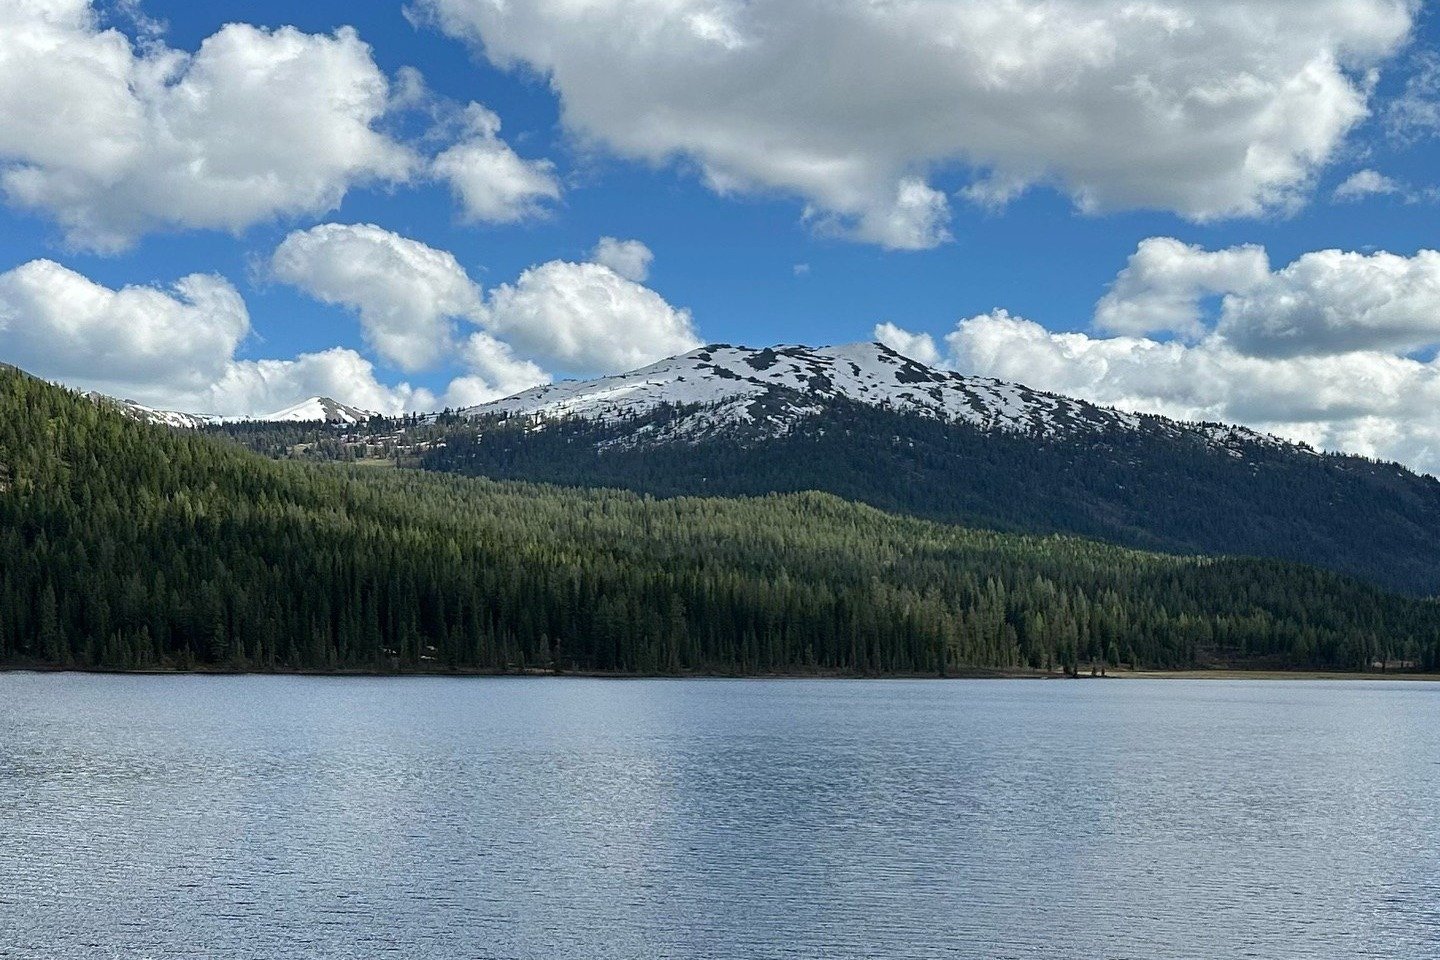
[261,396,376,424]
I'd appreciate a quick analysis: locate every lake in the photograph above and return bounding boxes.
[1,674,1437,959]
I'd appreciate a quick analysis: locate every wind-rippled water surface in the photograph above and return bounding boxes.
[2,674,1437,959]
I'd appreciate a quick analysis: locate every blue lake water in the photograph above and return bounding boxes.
[1,674,1437,959]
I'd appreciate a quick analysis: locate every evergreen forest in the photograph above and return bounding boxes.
[5,366,1439,675]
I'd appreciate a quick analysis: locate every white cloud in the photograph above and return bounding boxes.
[1097,239,1440,358]
[0,258,249,391]
[1331,168,1437,205]
[1095,237,1271,338]
[1219,249,1440,358]
[1386,50,1440,144]
[419,0,1414,248]
[273,223,688,383]
[0,257,437,415]
[205,349,437,417]
[433,103,561,224]
[272,223,483,372]
[809,177,951,250]
[1333,169,1404,201]
[938,310,1440,474]
[879,239,1440,474]
[873,321,941,366]
[0,1,417,251]
[590,237,654,282]
[481,260,700,374]
[444,332,550,407]
[0,228,697,417]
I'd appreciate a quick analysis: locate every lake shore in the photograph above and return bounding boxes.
[4,663,1440,681]
[1117,668,1440,682]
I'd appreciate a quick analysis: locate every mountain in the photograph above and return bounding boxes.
[407,342,1440,596]
[465,342,1292,454]
[4,362,1438,675]
[190,341,1440,593]
[95,393,376,426]
[260,396,377,424]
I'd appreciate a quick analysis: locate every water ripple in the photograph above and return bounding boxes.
[1,675,1437,959]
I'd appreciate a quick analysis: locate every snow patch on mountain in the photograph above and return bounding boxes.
[88,394,223,429]
[259,397,377,424]
[463,341,1300,453]
[95,394,376,427]
[466,342,1119,431]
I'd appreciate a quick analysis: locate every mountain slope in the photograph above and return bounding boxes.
[87,393,222,430]
[4,363,1438,674]
[415,343,1440,596]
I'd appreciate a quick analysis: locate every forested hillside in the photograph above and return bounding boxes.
[414,399,1440,596]
[212,390,1440,597]
[5,366,1440,674]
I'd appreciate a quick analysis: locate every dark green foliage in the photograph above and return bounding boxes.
[404,398,1440,596]
[4,366,1439,674]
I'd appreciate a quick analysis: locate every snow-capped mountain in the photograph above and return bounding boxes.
[464,341,1290,454]
[259,397,376,424]
[467,342,1108,430]
[95,394,376,427]
[69,344,1435,594]
[88,394,224,430]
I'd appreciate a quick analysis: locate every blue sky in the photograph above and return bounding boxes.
[2,0,1440,470]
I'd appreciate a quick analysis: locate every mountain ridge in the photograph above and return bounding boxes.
[93,393,377,426]
[91,341,1315,463]
[464,341,1305,460]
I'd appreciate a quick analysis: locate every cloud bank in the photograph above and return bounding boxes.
[0,226,693,415]
[419,0,1415,248]
[878,239,1440,475]
[0,1,558,249]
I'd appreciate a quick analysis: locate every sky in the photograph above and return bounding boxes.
[2,1,1440,471]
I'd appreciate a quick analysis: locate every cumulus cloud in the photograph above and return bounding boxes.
[272,223,484,372]
[1,227,699,417]
[1333,169,1404,201]
[481,260,701,374]
[942,310,1440,473]
[205,349,437,417]
[873,321,941,366]
[0,258,249,392]
[1096,239,1440,358]
[445,332,550,407]
[878,240,1440,474]
[590,237,654,282]
[1219,249,1440,358]
[1331,168,1437,204]
[271,223,554,403]
[418,0,1414,248]
[274,224,695,383]
[0,258,436,415]
[432,103,561,224]
[1095,238,1271,338]
[0,1,418,251]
